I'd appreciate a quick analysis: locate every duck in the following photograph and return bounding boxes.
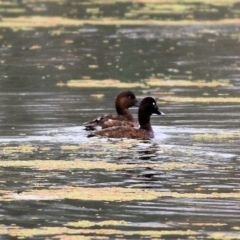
[84,90,140,130]
[87,97,165,139]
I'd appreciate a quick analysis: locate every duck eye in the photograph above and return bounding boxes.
[152,102,156,106]
[128,95,132,99]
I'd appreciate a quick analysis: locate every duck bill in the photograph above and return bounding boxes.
[159,111,165,116]
[134,100,141,107]
[156,108,165,116]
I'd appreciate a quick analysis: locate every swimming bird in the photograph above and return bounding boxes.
[88,97,165,139]
[84,90,140,130]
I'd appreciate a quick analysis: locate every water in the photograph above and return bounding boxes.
[0,0,240,239]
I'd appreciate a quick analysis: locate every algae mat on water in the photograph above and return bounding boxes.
[57,79,231,88]
[0,224,239,239]
[161,96,240,103]
[1,186,240,202]
[1,223,239,239]
[0,225,198,239]
[89,0,240,5]
[2,17,240,29]
[0,158,207,172]
[192,132,240,142]
[57,79,146,88]
[145,79,231,88]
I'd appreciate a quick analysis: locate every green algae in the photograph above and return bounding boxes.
[0,159,206,172]
[3,145,37,154]
[57,78,231,89]
[162,96,240,103]
[0,186,240,202]
[146,79,231,87]
[61,145,80,151]
[207,232,240,240]
[192,132,240,142]
[0,224,198,239]
[0,8,25,13]
[2,16,240,29]
[57,79,146,88]
[66,220,128,228]
[89,0,240,6]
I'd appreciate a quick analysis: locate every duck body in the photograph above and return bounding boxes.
[88,126,154,140]
[84,90,139,130]
[88,97,165,140]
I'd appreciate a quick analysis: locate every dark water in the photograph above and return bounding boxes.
[0,0,240,239]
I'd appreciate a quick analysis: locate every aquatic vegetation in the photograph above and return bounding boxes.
[178,222,227,226]
[0,159,206,172]
[2,16,240,29]
[162,96,240,103]
[61,145,79,151]
[192,132,240,142]
[0,186,240,202]
[0,17,82,29]
[57,78,231,89]
[29,45,41,50]
[0,222,238,239]
[207,232,240,240]
[0,8,25,13]
[0,1,239,239]
[3,145,37,154]
[146,78,231,87]
[89,0,240,6]
[0,225,198,239]
[90,94,105,99]
[1,187,240,202]
[1,0,237,7]
[57,79,146,88]
[125,3,193,17]
[66,220,128,228]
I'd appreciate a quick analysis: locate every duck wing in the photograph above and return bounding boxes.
[88,127,152,139]
[83,113,130,130]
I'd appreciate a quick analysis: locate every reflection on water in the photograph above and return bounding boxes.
[0,0,240,239]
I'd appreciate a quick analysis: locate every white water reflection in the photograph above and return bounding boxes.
[0,125,238,162]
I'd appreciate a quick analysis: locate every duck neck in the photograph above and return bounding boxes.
[138,112,152,132]
[116,105,134,121]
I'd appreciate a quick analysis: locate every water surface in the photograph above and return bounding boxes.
[0,0,240,239]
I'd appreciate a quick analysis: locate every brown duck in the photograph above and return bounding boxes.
[88,97,165,139]
[84,90,140,130]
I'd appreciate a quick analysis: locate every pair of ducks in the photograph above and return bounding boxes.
[84,91,165,140]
